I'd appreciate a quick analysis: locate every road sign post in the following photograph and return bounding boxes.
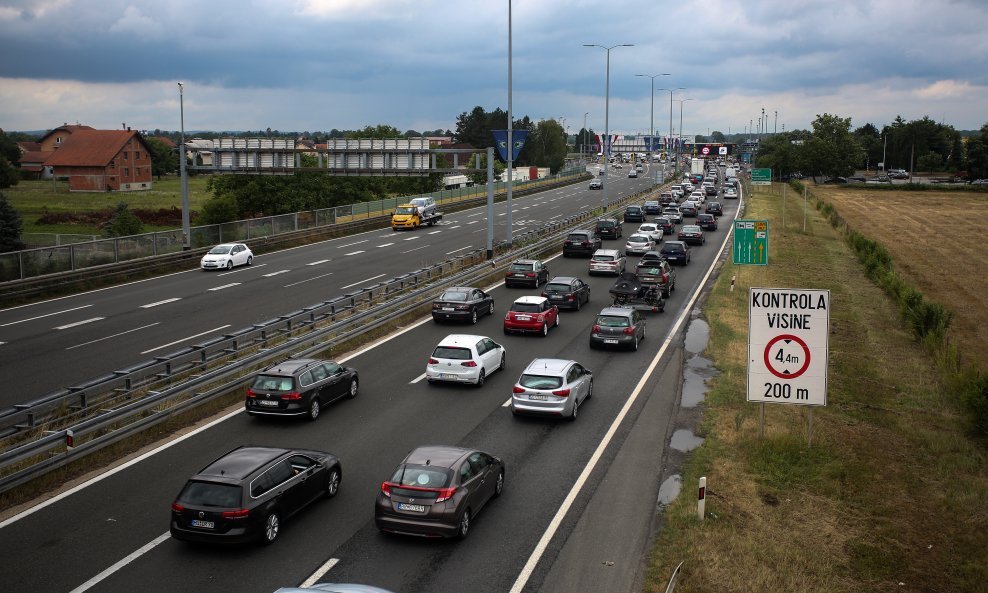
[733,220,768,265]
[751,168,771,185]
[747,287,830,409]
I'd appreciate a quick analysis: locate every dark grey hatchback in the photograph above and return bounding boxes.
[170,446,342,545]
[376,445,504,539]
[246,359,358,421]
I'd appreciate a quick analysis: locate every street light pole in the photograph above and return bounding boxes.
[178,82,190,251]
[635,73,670,160]
[585,43,633,212]
[583,111,589,163]
[657,87,685,173]
[506,0,514,245]
[677,98,694,176]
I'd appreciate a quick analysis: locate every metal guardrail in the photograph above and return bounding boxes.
[0,184,657,493]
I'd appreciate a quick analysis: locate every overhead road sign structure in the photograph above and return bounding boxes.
[733,220,768,265]
[747,287,830,406]
[751,168,772,185]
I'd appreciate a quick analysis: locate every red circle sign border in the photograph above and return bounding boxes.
[763,334,811,379]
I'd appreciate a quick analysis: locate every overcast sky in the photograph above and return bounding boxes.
[1,0,986,139]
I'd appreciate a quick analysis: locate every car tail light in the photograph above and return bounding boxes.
[435,487,457,503]
[552,388,571,397]
[592,324,601,333]
[512,386,526,394]
[280,392,302,401]
[460,360,478,367]
[455,304,469,310]
[566,295,575,301]
[582,241,590,246]
[662,273,668,282]
[525,272,536,278]
[246,388,257,398]
[381,482,393,498]
[623,327,636,335]
[428,358,438,365]
[171,502,184,513]
[537,314,545,323]
[221,508,249,520]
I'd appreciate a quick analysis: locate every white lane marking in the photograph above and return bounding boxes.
[445,246,472,255]
[508,179,741,593]
[467,220,480,224]
[301,558,340,589]
[502,397,512,407]
[343,250,365,256]
[337,240,368,249]
[410,372,427,384]
[284,272,333,288]
[1,304,93,327]
[140,298,181,309]
[467,212,483,217]
[67,532,172,593]
[307,259,330,266]
[140,325,231,354]
[263,270,290,277]
[448,225,462,229]
[376,243,395,248]
[66,323,160,350]
[427,230,442,235]
[340,274,385,290]
[208,283,241,291]
[217,263,264,276]
[54,317,105,330]
[402,245,429,254]
[403,236,420,241]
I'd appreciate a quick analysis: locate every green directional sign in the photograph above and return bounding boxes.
[751,168,772,185]
[733,219,769,265]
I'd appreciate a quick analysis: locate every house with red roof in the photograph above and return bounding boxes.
[43,129,154,192]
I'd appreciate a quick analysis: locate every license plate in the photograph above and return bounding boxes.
[528,394,548,401]
[516,315,531,321]
[397,503,426,512]
[604,339,619,344]
[191,519,214,529]
[441,307,454,311]
[439,373,456,379]
[258,400,279,407]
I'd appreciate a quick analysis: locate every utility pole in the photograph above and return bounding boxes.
[774,110,777,135]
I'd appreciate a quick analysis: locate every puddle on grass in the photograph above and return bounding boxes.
[669,429,704,452]
[681,317,719,408]
[684,317,709,355]
[657,474,682,506]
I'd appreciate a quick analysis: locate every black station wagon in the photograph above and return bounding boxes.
[246,359,358,421]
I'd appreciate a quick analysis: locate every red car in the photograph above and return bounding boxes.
[503,296,559,337]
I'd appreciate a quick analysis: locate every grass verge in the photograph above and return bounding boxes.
[644,183,988,593]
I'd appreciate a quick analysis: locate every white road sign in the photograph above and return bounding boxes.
[747,287,830,406]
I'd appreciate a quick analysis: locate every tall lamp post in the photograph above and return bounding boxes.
[657,87,685,172]
[582,111,589,162]
[178,82,190,251]
[585,43,633,211]
[635,73,670,160]
[676,98,694,176]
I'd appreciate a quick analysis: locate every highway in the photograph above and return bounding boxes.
[0,161,739,593]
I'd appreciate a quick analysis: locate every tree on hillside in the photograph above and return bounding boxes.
[710,131,726,142]
[0,156,18,189]
[145,137,178,180]
[347,124,403,139]
[103,202,143,237]
[0,130,20,164]
[965,124,988,180]
[469,151,506,186]
[0,191,25,253]
[0,131,20,188]
[917,151,943,174]
[853,123,883,170]
[753,133,799,179]
[796,113,864,180]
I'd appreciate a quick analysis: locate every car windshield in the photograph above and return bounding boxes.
[656,218,670,225]
[208,245,232,255]
[510,262,534,272]
[544,283,571,293]
[592,254,614,262]
[395,206,416,215]
[410,199,429,207]
[510,302,541,313]
[519,374,564,390]
[597,315,631,328]
[683,226,701,232]
[439,291,469,302]
[597,221,616,227]
[432,346,472,360]
[628,235,649,243]
[391,464,452,489]
[178,481,241,508]
[251,374,294,391]
[639,225,656,232]
[567,234,589,241]
[663,245,684,253]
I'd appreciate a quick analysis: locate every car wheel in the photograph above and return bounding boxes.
[488,302,495,316]
[456,509,471,539]
[540,323,548,337]
[554,314,560,328]
[493,470,504,497]
[503,327,510,335]
[246,255,252,266]
[589,340,597,350]
[225,260,233,270]
[262,511,281,545]
[587,379,593,399]
[347,378,358,399]
[632,335,639,351]
[325,467,341,498]
[476,369,486,387]
[575,297,582,311]
[307,398,321,421]
[568,396,579,422]
[470,309,478,325]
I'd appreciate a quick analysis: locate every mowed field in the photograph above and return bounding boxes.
[813,186,988,370]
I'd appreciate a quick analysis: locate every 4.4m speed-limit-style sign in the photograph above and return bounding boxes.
[747,288,830,406]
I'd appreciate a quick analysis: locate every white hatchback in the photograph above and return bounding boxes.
[426,334,506,387]
[200,243,253,271]
[588,249,626,276]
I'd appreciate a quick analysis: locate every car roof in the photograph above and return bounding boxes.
[403,445,473,468]
[443,286,478,292]
[512,259,539,264]
[598,306,636,317]
[263,358,321,376]
[664,240,688,247]
[513,295,549,305]
[436,334,488,347]
[568,229,594,235]
[593,248,621,255]
[523,358,575,375]
[197,446,289,480]
[682,225,701,230]
[547,276,579,284]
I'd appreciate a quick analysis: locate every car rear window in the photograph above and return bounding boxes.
[544,283,571,293]
[663,245,685,253]
[597,315,631,328]
[391,464,452,489]
[510,263,534,272]
[567,233,589,241]
[440,291,469,302]
[597,220,616,227]
[628,235,649,242]
[178,480,242,507]
[252,374,294,392]
[432,346,472,360]
[510,302,541,313]
[592,254,614,262]
[519,374,564,390]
